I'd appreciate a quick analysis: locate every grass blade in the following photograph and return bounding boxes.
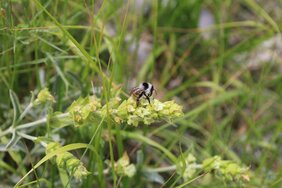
[9,90,21,127]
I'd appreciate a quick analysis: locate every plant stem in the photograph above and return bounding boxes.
[0,113,70,142]
[16,132,47,147]
[18,103,33,123]
[144,165,177,173]
[17,132,37,141]
[144,164,203,173]
[0,127,13,137]
[16,113,69,130]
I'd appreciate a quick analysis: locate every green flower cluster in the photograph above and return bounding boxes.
[34,88,56,105]
[176,153,198,180]
[97,97,122,122]
[46,142,90,181]
[67,95,183,127]
[114,152,136,178]
[116,97,184,126]
[68,96,101,127]
[203,156,249,182]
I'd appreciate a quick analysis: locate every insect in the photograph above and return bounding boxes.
[130,82,156,106]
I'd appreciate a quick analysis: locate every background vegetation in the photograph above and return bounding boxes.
[1,0,282,187]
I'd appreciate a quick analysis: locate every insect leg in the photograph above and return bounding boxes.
[136,91,144,106]
[144,94,151,104]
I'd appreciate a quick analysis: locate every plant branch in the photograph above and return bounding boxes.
[16,113,69,130]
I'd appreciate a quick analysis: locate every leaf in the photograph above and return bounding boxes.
[14,143,92,187]
[58,167,71,188]
[5,130,20,150]
[244,0,280,33]
[136,150,144,166]
[0,159,17,174]
[143,171,164,184]
[47,53,70,93]
[9,90,21,127]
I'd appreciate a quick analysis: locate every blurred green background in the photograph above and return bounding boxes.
[1,0,282,187]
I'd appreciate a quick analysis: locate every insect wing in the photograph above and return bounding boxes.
[130,87,144,97]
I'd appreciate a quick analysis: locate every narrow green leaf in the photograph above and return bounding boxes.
[17,178,51,188]
[5,130,20,150]
[143,171,164,184]
[58,167,71,188]
[113,130,178,163]
[9,90,21,127]
[244,0,280,33]
[0,159,17,174]
[47,53,70,93]
[136,150,144,166]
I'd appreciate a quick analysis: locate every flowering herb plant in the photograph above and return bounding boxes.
[0,88,249,186]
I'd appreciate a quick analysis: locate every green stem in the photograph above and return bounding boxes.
[16,113,69,130]
[17,103,33,123]
[0,113,70,139]
[17,131,47,147]
[17,132,37,141]
[0,127,13,137]
[144,165,176,173]
[144,164,203,173]
[112,130,178,163]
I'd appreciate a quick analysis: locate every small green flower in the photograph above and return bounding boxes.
[124,164,136,178]
[73,164,90,180]
[177,153,198,180]
[34,88,56,105]
[203,156,221,171]
[68,96,101,127]
[114,152,136,178]
[127,115,140,127]
[203,156,249,182]
[97,97,121,122]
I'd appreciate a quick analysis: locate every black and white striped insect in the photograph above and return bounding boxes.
[130,82,156,106]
